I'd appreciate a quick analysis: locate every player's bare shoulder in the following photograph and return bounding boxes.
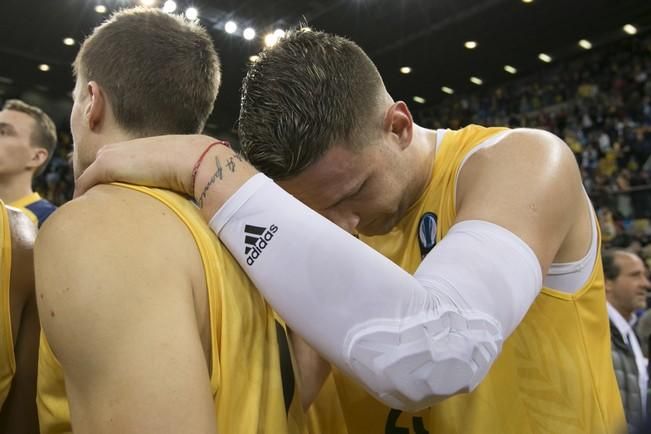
[458,128,580,196]
[470,128,575,170]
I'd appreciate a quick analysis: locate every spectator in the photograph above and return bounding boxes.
[603,249,650,433]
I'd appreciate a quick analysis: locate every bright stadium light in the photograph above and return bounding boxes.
[162,0,176,13]
[94,4,107,14]
[441,86,454,95]
[400,66,412,74]
[504,65,517,74]
[225,21,237,34]
[274,29,286,38]
[578,39,592,50]
[140,0,156,6]
[185,7,198,21]
[470,76,483,85]
[243,27,256,40]
[623,24,637,35]
[538,53,552,63]
[413,96,426,104]
[38,64,50,72]
[264,33,278,47]
[464,41,477,49]
[249,55,260,62]
[63,37,75,46]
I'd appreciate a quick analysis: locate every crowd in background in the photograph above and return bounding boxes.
[416,34,651,249]
[31,33,651,253]
[28,40,650,241]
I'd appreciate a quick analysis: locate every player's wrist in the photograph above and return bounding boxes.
[192,143,259,221]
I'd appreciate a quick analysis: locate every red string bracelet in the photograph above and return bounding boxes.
[190,140,226,197]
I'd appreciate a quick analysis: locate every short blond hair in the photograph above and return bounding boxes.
[74,7,221,136]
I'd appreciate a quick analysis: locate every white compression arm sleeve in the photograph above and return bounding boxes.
[211,174,543,411]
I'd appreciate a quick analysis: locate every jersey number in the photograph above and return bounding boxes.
[385,409,429,434]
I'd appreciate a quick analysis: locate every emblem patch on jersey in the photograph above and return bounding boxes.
[417,212,438,258]
[244,224,279,266]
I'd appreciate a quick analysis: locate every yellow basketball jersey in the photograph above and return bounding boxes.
[306,373,349,434]
[0,201,15,409]
[10,192,56,227]
[37,184,305,434]
[325,124,625,433]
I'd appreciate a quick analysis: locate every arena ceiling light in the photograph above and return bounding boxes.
[441,86,454,95]
[413,96,426,104]
[623,24,637,35]
[504,65,517,74]
[140,0,156,6]
[578,39,592,50]
[94,4,107,14]
[264,33,279,47]
[249,55,260,62]
[224,21,237,34]
[243,27,256,40]
[185,7,198,21]
[400,66,412,74]
[162,0,176,13]
[521,0,534,3]
[470,76,483,85]
[62,37,75,46]
[538,53,552,63]
[274,29,286,38]
[38,64,50,72]
[464,41,477,49]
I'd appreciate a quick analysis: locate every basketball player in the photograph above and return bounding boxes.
[0,202,39,433]
[35,9,304,433]
[0,100,57,227]
[74,30,626,433]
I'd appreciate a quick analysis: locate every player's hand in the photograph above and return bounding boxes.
[74,134,219,198]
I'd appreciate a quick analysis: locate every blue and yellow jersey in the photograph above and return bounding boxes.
[36,185,305,434]
[319,125,625,434]
[0,201,15,410]
[10,192,56,227]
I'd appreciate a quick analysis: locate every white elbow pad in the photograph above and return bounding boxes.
[211,176,542,412]
[344,220,542,411]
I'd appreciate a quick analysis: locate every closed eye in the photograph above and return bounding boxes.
[326,178,367,210]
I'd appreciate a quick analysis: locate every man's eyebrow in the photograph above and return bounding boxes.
[0,122,16,133]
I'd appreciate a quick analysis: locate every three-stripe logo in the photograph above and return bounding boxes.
[244,223,279,266]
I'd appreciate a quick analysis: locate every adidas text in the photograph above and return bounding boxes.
[244,224,279,266]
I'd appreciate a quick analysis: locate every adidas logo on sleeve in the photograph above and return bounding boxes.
[244,224,279,266]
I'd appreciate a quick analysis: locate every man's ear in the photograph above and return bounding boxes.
[26,147,48,171]
[85,81,106,131]
[382,101,413,150]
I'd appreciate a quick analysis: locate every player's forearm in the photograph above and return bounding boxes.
[289,330,331,410]
[210,174,542,410]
